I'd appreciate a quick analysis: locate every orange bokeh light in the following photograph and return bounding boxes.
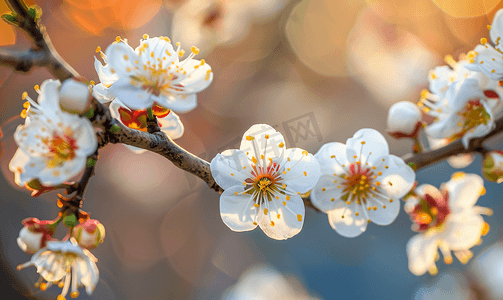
[432,0,501,17]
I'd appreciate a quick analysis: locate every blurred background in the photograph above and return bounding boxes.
[1,0,503,299]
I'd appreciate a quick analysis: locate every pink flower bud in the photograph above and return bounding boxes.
[59,78,92,114]
[72,219,105,249]
[17,218,56,254]
[483,151,503,183]
[387,101,422,139]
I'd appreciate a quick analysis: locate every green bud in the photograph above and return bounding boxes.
[2,14,17,25]
[26,179,42,190]
[27,8,36,19]
[110,124,120,133]
[86,158,97,168]
[407,162,417,171]
[83,107,94,118]
[63,214,78,228]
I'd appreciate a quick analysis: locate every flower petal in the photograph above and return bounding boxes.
[159,111,184,139]
[442,211,484,250]
[280,148,320,194]
[258,193,304,240]
[239,124,285,162]
[367,195,400,225]
[345,128,389,167]
[314,142,348,176]
[104,42,137,78]
[310,175,345,213]
[94,57,118,86]
[173,58,213,94]
[464,44,503,80]
[327,200,368,238]
[220,186,258,232]
[443,173,484,212]
[447,154,476,169]
[377,155,415,199]
[407,233,439,276]
[211,149,252,190]
[92,83,115,103]
[152,93,198,113]
[108,78,154,110]
[490,9,503,45]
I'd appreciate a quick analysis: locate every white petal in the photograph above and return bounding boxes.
[327,200,368,238]
[92,83,115,103]
[159,111,184,139]
[367,195,400,226]
[211,150,252,190]
[310,175,345,213]
[104,42,137,78]
[447,154,476,169]
[94,57,118,86]
[314,142,348,176]
[446,78,485,112]
[173,58,213,94]
[152,93,197,113]
[424,112,461,140]
[443,173,484,212]
[108,78,154,110]
[377,155,415,199]
[9,149,45,186]
[407,233,439,276]
[387,101,422,135]
[37,79,62,113]
[280,148,320,194]
[239,124,285,162]
[490,9,503,48]
[136,37,177,67]
[464,44,503,80]
[428,66,453,97]
[220,186,258,232]
[345,128,389,167]
[37,156,87,186]
[442,212,484,250]
[258,193,304,240]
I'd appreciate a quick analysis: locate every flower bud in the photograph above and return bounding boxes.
[59,78,92,114]
[17,218,56,254]
[71,219,105,249]
[483,151,503,183]
[387,101,422,139]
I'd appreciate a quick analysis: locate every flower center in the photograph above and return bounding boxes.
[257,177,273,192]
[409,193,450,232]
[463,100,488,127]
[43,130,78,168]
[342,163,374,201]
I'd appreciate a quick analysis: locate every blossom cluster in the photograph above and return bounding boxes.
[4,7,503,298]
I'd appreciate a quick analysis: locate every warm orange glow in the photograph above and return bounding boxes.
[432,0,501,17]
[0,2,16,46]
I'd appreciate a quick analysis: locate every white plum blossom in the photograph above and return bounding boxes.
[9,80,97,187]
[17,238,99,299]
[465,9,503,80]
[405,173,492,276]
[210,124,321,240]
[424,78,495,149]
[109,99,184,154]
[310,129,415,238]
[387,101,423,139]
[93,35,213,111]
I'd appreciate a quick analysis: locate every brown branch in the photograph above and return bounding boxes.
[4,0,77,80]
